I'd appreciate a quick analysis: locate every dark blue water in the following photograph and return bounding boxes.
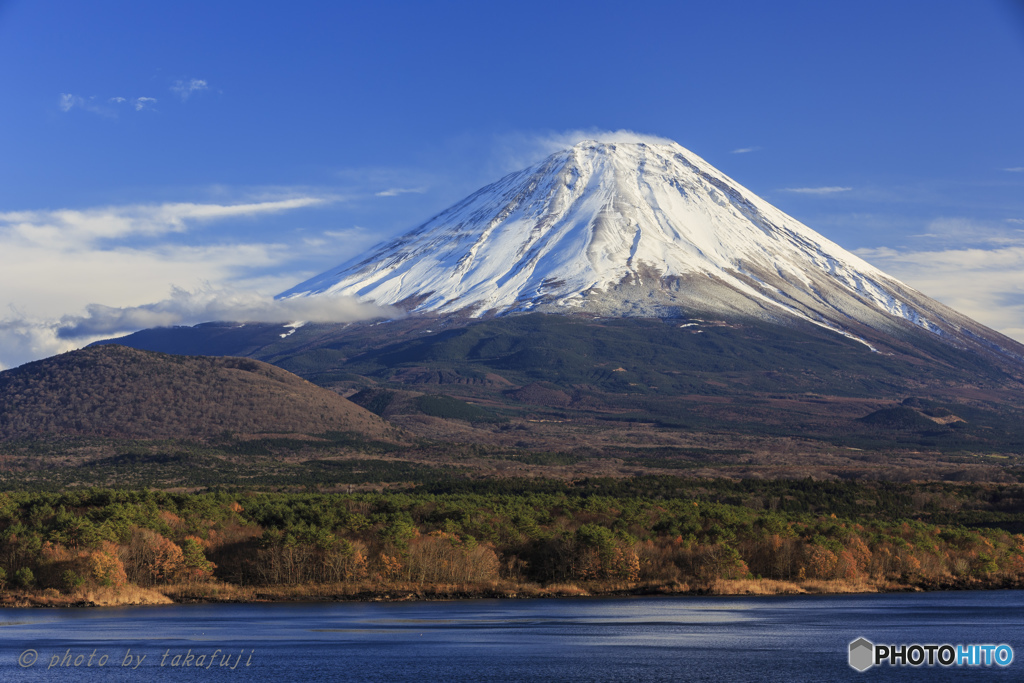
[1,591,1021,681]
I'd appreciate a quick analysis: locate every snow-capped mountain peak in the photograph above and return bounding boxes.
[279,139,1018,357]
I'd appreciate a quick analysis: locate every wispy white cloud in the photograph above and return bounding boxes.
[58,93,79,112]
[0,194,360,369]
[60,92,160,116]
[61,82,208,115]
[781,186,853,195]
[534,128,676,150]
[491,128,678,174]
[171,78,209,101]
[0,197,333,322]
[1005,167,1024,173]
[905,217,1024,247]
[321,227,372,245]
[59,93,115,117]
[730,146,761,154]
[0,197,328,249]
[855,221,1024,342]
[375,187,426,197]
[0,234,288,319]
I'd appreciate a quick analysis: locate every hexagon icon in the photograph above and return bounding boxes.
[849,637,874,672]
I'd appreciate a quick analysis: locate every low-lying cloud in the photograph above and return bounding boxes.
[0,193,360,369]
[0,317,71,372]
[56,286,398,339]
[0,287,398,370]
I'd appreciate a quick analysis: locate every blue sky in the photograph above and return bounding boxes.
[1,0,1023,367]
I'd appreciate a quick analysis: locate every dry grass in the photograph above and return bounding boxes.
[0,585,174,607]
[1,576,911,608]
[654,581,691,594]
[538,583,590,597]
[799,579,879,594]
[78,586,173,606]
[708,579,807,595]
[158,581,257,602]
[708,578,882,595]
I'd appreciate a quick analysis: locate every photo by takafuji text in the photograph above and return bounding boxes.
[17,647,255,670]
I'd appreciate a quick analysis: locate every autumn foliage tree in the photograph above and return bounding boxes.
[121,528,185,586]
[406,531,499,584]
[88,541,127,588]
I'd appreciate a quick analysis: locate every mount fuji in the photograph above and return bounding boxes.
[94,138,1024,467]
[279,140,1020,360]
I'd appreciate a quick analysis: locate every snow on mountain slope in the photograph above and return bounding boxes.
[279,140,1021,358]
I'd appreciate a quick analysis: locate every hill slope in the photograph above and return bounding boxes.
[0,345,391,441]
[99,314,1024,458]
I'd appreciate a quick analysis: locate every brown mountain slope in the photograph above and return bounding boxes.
[0,345,391,441]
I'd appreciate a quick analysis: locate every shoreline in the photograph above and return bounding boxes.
[4,576,1021,609]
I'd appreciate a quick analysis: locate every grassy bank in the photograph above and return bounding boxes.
[5,574,1023,609]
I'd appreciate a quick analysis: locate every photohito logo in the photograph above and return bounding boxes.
[849,637,1014,671]
[849,638,874,672]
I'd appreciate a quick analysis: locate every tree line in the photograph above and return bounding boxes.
[1,485,1022,596]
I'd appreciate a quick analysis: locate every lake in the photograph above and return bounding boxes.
[2,591,1021,681]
